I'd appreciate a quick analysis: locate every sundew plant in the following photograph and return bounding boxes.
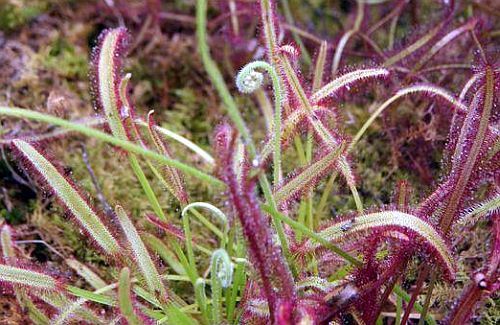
[0,0,498,324]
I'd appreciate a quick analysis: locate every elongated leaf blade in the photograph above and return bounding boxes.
[12,140,121,255]
[0,264,58,290]
[311,68,389,102]
[119,267,142,325]
[274,143,346,206]
[307,211,455,278]
[115,205,167,300]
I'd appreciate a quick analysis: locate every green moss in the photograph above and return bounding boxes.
[42,38,88,79]
[0,207,25,225]
[0,1,47,31]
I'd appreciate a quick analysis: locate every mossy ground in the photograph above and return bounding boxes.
[0,0,497,323]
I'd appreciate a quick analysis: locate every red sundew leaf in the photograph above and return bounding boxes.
[446,216,499,324]
[412,18,478,72]
[146,111,189,205]
[383,6,453,68]
[311,68,389,103]
[259,105,325,164]
[438,65,497,232]
[213,124,296,323]
[259,0,280,66]
[273,143,346,207]
[145,214,185,241]
[304,210,456,280]
[392,180,413,209]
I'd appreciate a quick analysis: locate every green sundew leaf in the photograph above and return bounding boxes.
[12,140,121,255]
[119,267,142,325]
[296,276,340,293]
[311,68,389,102]
[1,227,50,324]
[457,194,500,227]
[142,233,186,276]
[66,286,116,306]
[0,264,57,290]
[312,41,328,92]
[97,29,169,221]
[165,304,198,325]
[195,278,209,323]
[44,291,109,324]
[309,211,455,276]
[24,298,50,325]
[66,258,107,290]
[115,205,167,299]
[1,226,16,260]
[274,143,346,205]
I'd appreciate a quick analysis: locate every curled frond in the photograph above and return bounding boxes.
[211,248,233,289]
[210,248,233,324]
[236,60,283,184]
[236,68,264,93]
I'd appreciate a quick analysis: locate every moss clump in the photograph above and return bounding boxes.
[41,38,88,79]
[0,1,47,31]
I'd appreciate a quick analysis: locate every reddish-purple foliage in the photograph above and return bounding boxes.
[213,124,297,324]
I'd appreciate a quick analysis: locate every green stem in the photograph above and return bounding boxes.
[196,0,254,155]
[129,155,168,221]
[196,0,294,277]
[236,61,283,186]
[0,107,223,187]
[262,205,362,266]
